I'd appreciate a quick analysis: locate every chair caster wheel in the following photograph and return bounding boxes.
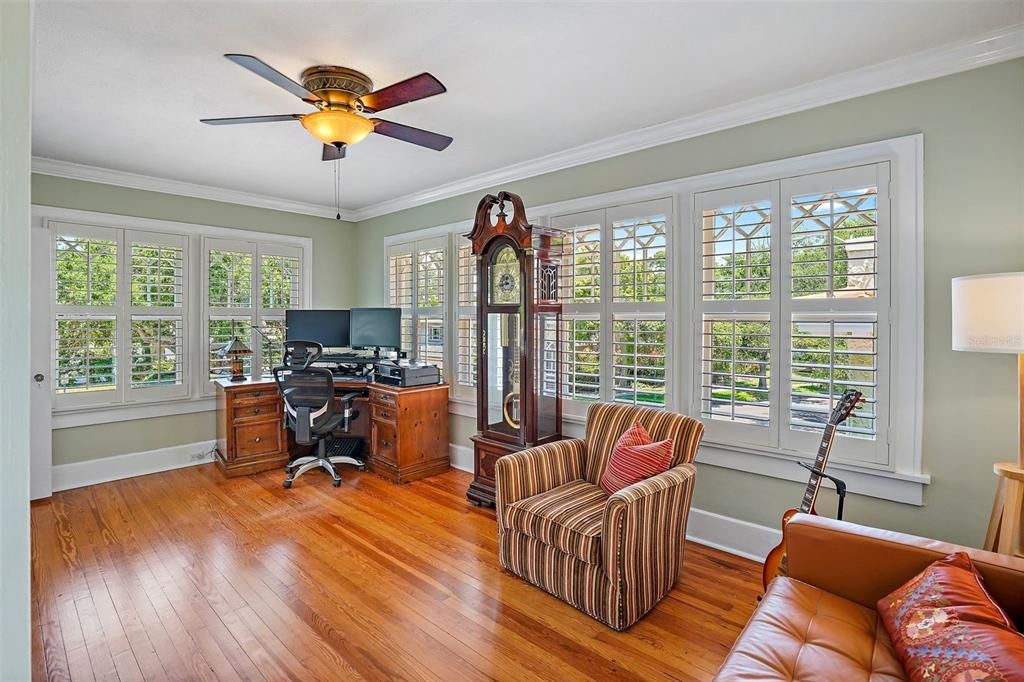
[332,479,342,488]
[283,480,292,489]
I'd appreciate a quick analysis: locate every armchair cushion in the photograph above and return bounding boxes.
[599,422,673,494]
[503,480,608,565]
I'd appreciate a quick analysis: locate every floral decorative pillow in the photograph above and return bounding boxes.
[877,551,1024,682]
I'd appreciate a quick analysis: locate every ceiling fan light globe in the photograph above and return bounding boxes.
[300,110,374,146]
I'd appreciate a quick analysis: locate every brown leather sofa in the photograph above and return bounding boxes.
[715,514,1024,681]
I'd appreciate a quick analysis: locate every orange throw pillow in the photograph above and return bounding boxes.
[599,422,673,494]
[877,551,1024,682]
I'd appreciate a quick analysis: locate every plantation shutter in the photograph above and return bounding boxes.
[551,210,604,417]
[259,244,303,375]
[205,238,256,386]
[53,223,121,408]
[780,163,890,466]
[126,230,188,400]
[693,183,779,446]
[455,241,478,393]
[608,199,671,408]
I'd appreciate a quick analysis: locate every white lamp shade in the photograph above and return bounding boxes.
[951,272,1024,353]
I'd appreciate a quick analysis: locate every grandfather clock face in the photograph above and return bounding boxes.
[489,245,521,305]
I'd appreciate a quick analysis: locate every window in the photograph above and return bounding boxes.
[45,212,310,414]
[54,225,119,407]
[259,248,303,375]
[455,242,478,390]
[128,232,186,396]
[376,135,922,501]
[203,238,304,391]
[693,163,889,467]
[551,198,672,416]
[53,225,190,408]
[387,237,446,377]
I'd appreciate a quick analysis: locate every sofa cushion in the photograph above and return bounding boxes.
[715,577,906,682]
[877,551,1024,682]
[503,480,607,565]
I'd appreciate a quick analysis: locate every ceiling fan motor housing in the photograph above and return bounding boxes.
[300,65,373,109]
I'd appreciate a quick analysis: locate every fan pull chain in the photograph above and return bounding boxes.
[334,157,345,220]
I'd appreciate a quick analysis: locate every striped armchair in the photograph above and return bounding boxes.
[495,402,704,631]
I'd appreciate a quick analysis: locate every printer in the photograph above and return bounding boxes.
[374,359,441,387]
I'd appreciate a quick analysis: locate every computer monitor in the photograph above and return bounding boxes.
[349,307,402,350]
[285,309,350,348]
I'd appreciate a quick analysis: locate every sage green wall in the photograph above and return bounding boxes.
[353,59,1024,548]
[33,175,359,465]
[1,1,33,677]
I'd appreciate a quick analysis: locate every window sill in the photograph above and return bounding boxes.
[52,396,218,429]
[446,398,927,505]
[697,440,929,506]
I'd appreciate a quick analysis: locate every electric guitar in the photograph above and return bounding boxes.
[761,389,864,590]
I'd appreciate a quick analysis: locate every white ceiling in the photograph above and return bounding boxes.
[32,1,1024,214]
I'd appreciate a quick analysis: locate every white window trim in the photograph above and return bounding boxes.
[381,134,926,504]
[33,205,313,428]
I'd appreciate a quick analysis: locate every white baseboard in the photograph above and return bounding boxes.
[52,440,217,492]
[450,444,473,473]
[448,442,777,562]
[686,508,780,562]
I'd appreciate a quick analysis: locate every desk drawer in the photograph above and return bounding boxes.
[372,421,398,464]
[369,388,397,407]
[234,421,282,458]
[234,388,277,406]
[370,403,398,424]
[234,401,278,421]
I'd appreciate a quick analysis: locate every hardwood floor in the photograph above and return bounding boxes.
[31,465,761,681]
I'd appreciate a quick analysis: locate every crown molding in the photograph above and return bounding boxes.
[30,23,1024,225]
[30,157,357,221]
[345,22,1024,222]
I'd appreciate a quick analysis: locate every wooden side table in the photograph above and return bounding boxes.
[984,462,1024,558]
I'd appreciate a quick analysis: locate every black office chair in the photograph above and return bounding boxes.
[272,340,365,488]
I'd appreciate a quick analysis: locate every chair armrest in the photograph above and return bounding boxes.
[602,463,697,588]
[495,439,587,531]
[786,514,1024,623]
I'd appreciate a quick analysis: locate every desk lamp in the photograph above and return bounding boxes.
[952,272,1024,556]
[219,336,253,382]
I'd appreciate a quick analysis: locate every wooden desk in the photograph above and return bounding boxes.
[215,377,450,483]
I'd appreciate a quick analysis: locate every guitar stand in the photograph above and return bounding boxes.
[798,462,848,521]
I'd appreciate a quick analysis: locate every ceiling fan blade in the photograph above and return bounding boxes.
[200,114,302,125]
[321,143,347,161]
[224,54,322,104]
[372,119,452,151]
[360,73,446,113]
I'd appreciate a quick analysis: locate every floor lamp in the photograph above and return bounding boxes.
[952,272,1024,557]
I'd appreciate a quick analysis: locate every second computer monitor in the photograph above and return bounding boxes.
[349,307,402,350]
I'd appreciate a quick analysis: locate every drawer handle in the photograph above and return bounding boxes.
[254,437,262,443]
[381,440,391,448]
[379,410,391,419]
[253,408,261,414]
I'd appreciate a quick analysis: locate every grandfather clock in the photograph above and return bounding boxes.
[466,191,565,506]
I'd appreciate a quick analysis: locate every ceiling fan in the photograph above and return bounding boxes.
[201,54,453,161]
